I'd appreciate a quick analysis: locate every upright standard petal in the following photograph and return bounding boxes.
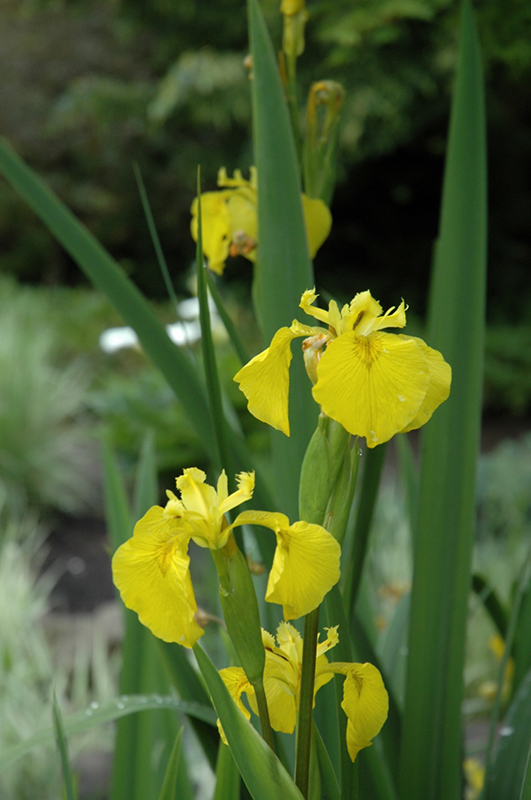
[313,330,430,446]
[112,507,203,647]
[233,510,341,619]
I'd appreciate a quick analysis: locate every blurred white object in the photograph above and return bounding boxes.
[99,297,224,354]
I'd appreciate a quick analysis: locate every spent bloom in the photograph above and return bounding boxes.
[219,622,389,762]
[112,468,340,648]
[235,288,451,447]
[190,168,332,275]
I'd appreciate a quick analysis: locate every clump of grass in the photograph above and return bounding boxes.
[0,280,97,522]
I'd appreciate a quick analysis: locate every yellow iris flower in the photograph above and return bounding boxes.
[219,622,389,762]
[234,288,452,447]
[190,168,332,275]
[112,468,340,648]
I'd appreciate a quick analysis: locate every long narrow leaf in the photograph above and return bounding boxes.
[1,695,216,770]
[158,728,184,800]
[52,693,77,800]
[196,173,231,473]
[399,1,487,798]
[248,0,317,521]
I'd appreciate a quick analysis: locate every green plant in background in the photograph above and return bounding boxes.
[3,0,531,799]
[0,280,97,522]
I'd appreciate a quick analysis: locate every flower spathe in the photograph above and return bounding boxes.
[112,468,341,648]
[234,288,452,447]
[191,168,332,275]
[219,622,389,761]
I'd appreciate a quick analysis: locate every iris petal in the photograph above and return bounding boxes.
[233,327,302,435]
[233,510,341,620]
[112,507,202,647]
[313,331,430,446]
[398,336,452,433]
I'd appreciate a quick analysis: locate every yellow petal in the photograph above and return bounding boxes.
[112,507,203,647]
[313,331,430,447]
[234,510,341,619]
[218,666,253,745]
[340,663,389,762]
[398,336,452,433]
[218,470,255,515]
[191,192,232,275]
[302,196,332,258]
[233,326,303,436]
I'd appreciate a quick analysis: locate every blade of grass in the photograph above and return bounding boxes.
[133,162,179,315]
[195,171,232,474]
[52,693,77,800]
[399,1,487,797]
[472,573,508,640]
[158,728,184,800]
[248,0,317,521]
[2,694,216,770]
[205,271,250,366]
[213,738,241,800]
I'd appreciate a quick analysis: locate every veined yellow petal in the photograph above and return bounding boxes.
[340,663,389,762]
[234,510,341,619]
[112,507,202,648]
[233,326,305,436]
[398,336,452,433]
[313,331,429,447]
[302,196,332,258]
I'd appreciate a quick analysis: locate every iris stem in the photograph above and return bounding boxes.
[295,606,320,798]
[253,678,275,752]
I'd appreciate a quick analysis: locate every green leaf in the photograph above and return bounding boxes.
[193,644,304,800]
[248,0,317,521]
[485,669,531,800]
[399,1,487,798]
[52,693,78,800]
[213,738,241,800]
[0,138,217,455]
[158,728,184,800]
[195,172,231,474]
[206,270,250,366]
[1,694,216,770]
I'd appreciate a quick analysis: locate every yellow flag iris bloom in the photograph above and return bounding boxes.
[112,468,340,648]
[234,288,452,447]
[190,168,332,275]
[219,622,389,761]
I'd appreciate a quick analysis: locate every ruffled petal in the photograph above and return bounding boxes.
[340,663,389,762]
[302,196,332,258]
[313,331,429,447]
[112,507,202,647]
[218,471,255,515]
[398,336,452,433]
[233,326,305,436]
[234,510,341,620]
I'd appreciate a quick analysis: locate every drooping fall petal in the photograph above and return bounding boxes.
[112,507,203,647]
[233,510,341,619]
[313,330,430,446]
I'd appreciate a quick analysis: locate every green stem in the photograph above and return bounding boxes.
[295,606,320,798]
[253,678,275,752]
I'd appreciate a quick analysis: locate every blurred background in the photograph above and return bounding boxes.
[0,0,530,797]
